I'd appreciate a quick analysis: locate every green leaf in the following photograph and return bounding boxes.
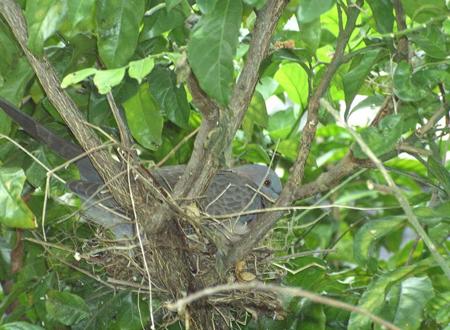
[25,147,51,188]
[0,168,36,229]
[274,63,308,106]
[242,92,268,137]
[46,290,90,326]
[0,57,34,115]
[353,114,404,159]
[353,217,406,267]
[297,0,335,24]
[141,4,186,39]
[149,66,190,128]
[343,49,381,110]
[411,24,448,59]
[393,61,428,102]
[276,139,299,161]
[96,0,145,68]
[61,68,98,88]
[427,156,450,195]
[243,0,267,10]
[166,0,182,11]
[128,56,155,84]
[93,67,126,94]
[109,293,150,329]
[197,0,218,13]
[25,0,67,56]
[268,108,300,139]
[401,0,448,23]
[187,0,243,105]
[348,258,436,330]
[387,277,434,330]
[367,0,394,33]
[298,301,326,330]
[60,0,96,39]
[123,83,163,150]
[0,322,45,330]
[238,143,270,163]
[299,19,322,53]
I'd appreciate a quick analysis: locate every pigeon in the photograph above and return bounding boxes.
[0,99,282,238]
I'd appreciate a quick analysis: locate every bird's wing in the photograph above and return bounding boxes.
[200,171,263,224]
[67,180,133,238]
[0,98,102,183]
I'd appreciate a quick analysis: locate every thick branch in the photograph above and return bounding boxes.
[223,0,363,267]
[172,0,288,202]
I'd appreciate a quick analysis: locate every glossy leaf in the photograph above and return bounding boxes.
[149,66,190,128]
[299,19,322,53]
[353,217,406,267]
[297,0,335,24]
[242,92,268,137]
[96,0,145,68]
[166,0,182,11]
[243,0,267,10]
[123,83,163,150]
[268,108,300,139]
[343,49,381,110]
[274,63,308,106]
[393,61,428,102]
[367,0,394,33]
[61,68,98,88]
[401,0,447,23]
[427,156,450,195]
[93,67,126,94]
[197,0,218,13]
[0,168,36,229]
[46,290,90,325]
[25,0,67,56]
[0,322,45,330]
[141,4,186,39]
[128,56,155,84]
[353,114,404,159]
[238,143,270,163]
[60,0,96,38]
[411,24,448,59]
[348,258,436,329]
[188,0,242,105]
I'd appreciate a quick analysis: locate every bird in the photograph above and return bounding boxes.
[0,99,282,239]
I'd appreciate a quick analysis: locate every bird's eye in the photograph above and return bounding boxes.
[263,179,271,186]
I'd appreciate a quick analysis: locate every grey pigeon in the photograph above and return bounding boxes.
[0,99,282,238]
[68,164,282,238]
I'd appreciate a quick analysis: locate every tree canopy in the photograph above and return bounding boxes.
[0,0,449,329]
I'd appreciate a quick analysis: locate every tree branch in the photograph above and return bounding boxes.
[172,0,288,202]
[222,0,363,268]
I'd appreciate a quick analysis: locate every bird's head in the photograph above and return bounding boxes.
[233,164,282,202]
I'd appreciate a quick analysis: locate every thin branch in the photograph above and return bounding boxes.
[157,127,200,167]
[166,281,400,330]
[392,0,409,62]
[106,91,135,153]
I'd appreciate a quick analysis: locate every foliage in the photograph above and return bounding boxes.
[0,0,449,329]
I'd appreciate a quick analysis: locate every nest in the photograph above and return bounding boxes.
[33,201,289,328]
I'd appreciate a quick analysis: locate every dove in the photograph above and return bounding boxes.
[0,99,281,238]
